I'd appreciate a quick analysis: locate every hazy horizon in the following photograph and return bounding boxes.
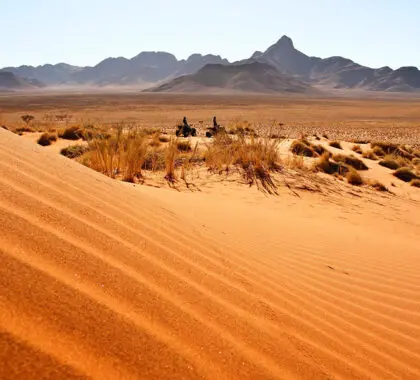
[2,0,419,69]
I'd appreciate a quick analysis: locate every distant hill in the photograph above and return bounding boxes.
[146,62,315,94]
[0,72,44,90]
[2,35,420,92]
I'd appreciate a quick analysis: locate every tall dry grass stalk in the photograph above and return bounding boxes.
[87,127,148,182]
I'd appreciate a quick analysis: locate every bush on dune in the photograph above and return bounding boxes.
[333,154,368,170]
[393,167,418,183]
[37,133,57,146]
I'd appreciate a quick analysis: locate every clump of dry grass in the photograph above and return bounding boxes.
[177,140,192,152]
[314,153,349,175]
[329,141,342,149]
[370,180,388,192]
[413,158,420,165]
[333,154,368,170]
[346,169,364,186]
[371,142,398,155]
[379,158,400,170]
[87,127,148,182]
[60,145,88,159]
[393,167,418,183]
[205,134,280,193]
[411,179,420,188]
[159,134,170,143]
[352,144,363,154]
[164,139,178,183]
[37,132,57,146]
[59,126,84,140]
[372,146,386,157]
[362,150,378,160]
[290,140,315,157]
[14,126,35,134]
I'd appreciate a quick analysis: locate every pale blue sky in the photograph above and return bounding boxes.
[1,0,418,69]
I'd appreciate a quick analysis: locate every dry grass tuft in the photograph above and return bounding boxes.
[87,127,148,182]
[379,157,400,170]
[329,141,342,149]
[314,153,349,175]
[159,134,170,143]
[370,180,388,192]
[352,144,363,154]
[37,133,57,146]
[205,134,280,193]
[59,126,84,140]
[290,140,315,157]
[60,145,88,159]
[393,167,418,183]
[177,140,192,152]
[346,169,364,186]
[371,142,399,155]
[410,179,420,188]
[372,146,386,157]
[362,150,378,160]
[164,139,178,183]
[333,154,368,170]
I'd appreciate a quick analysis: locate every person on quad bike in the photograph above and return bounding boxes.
[206,116,224,138]
[176,117,196,137]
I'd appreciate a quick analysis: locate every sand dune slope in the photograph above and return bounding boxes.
[1,129,420,379]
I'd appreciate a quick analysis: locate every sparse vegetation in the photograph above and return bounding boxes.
[60,145,89,159]
[352,144,363,154]
[393,167,418,183]
[177,140,192,152]
[329,141,342,149]
[370,180,388,192]
[372,146,385,157]
[346,169,364,186]
[379,158,400,170]
[333,154,368,170]
[362,150,378,160]
[159,134,170,143]
[314,153,349,175]
[37,133,57,146]
[59,126,84,140]
[290,140,315,157]
[21,114,35,125]
[410,179,420,188]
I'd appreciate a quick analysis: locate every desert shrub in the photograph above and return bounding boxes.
[290,140,315,157]
[14,126,35,134]
[333,154,368,170]
[177,140,192,152]
[37,133,57,146]
[371,142,398,155]
[372,146,386,157]
[352,139,370,144]
[164,139,178,183]
[21,114,35,125]
[413,158,420,165]
[413,150,420,158]
[329,141,342,149]
[362,150,378,160]
[1,125,9,130]
[60,145,88,159]
[346,169,364,186]
[352,144,363,154]
[87,127,148,182]
[143,149,166,171]
[205,134,280,192]
[379,158,400,170]
[314,153,349,175]
[59,126,84,140]
[159,134,170,143]
[393,167,418,182]
[370,180,388,192]
[322,134,329,139]
[411,179,420,188]
[312,144,330,157]
[148,133,162,148]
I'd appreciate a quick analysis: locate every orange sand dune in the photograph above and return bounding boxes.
[1,128,420,379]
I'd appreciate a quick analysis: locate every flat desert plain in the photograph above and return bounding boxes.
[1,92,420,379]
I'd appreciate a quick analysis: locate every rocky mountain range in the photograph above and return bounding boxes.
[1,36,420,93]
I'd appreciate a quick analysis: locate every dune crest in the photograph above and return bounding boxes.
[1,128,420,379]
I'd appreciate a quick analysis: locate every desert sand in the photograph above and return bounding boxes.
[1,122,420,379]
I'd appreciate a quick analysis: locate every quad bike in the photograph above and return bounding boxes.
[176,124,196,137]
